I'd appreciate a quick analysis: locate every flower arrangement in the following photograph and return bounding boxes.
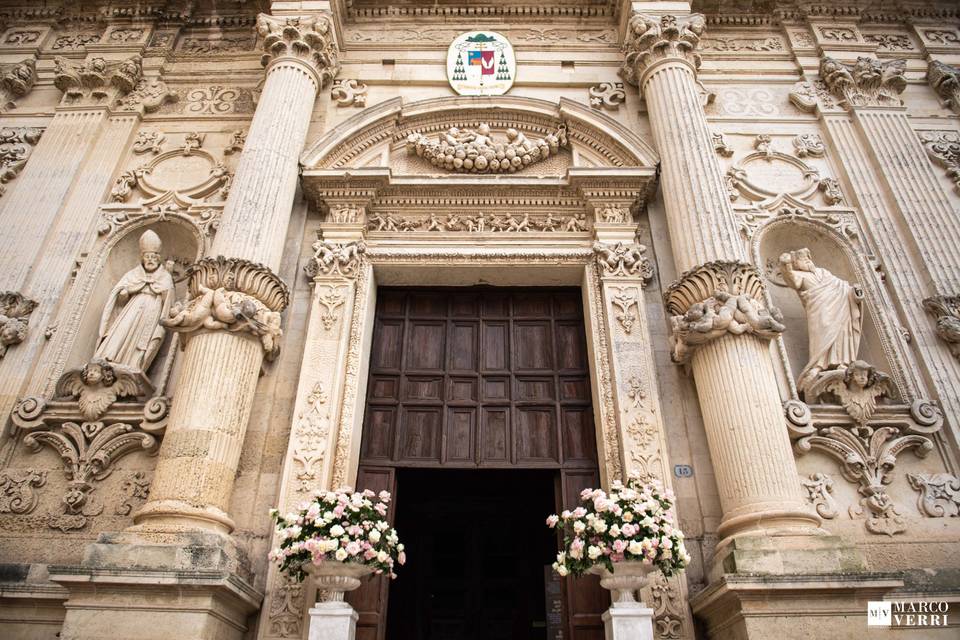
[547,477,690,578]
[269,488,405,581]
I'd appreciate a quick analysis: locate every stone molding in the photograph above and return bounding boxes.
[257,13,340,89]
[161,256,289,361]
[664,261,784,364]
[53,54,143,105]
[0,58,35,111]
[0,290,37,359]
[922,295,960,358]
[818,56,907,109]
[620,13,706,87]
[405,123,568,174]
[928,60,960,113]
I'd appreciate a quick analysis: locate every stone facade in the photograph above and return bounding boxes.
[0,1,957,639]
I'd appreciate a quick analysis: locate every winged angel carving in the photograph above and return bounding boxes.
[803,360,893,426]
[56,359,144,420]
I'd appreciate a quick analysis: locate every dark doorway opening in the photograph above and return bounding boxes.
[385,468,557,640]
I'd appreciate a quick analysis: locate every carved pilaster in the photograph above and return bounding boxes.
[818,56,907,109]
[53,55,143,105]
[0,58,35,111]
[161,256,289,361]
[257,13,340,88]
[928,60,960,114]
[620,13,706,88]
[664,261,784,364]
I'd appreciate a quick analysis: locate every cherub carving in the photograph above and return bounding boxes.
[56,359,144,420]
[564,213,586,232]
[803,360,893,425]
[670,290,785,363]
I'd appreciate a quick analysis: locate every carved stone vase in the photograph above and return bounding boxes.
[303,561,374,640]
[589,561,656,640]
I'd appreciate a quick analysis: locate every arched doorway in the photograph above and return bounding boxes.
[349,287,606,640]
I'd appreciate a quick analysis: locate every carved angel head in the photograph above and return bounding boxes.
[0,315,27,355]
[844,359,884,391]
[81,359,116,387]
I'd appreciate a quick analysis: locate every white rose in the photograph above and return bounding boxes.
[335,548,348,561]
[587,545,602,560]
[573,521,586,534]
[609,524,621,537]
[369,530,382,543]
[556,564,569,577]
[627,540,643,556]
[592,519,608,534]
[376,551,388,563]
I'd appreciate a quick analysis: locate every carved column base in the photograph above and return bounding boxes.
[708,532,866,584]
[131,498,235,534]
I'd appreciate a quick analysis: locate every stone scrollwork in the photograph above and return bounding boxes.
[53,54,143,105]
[593,241,653,281]
[620,13,706,86]
[922,295,960,358]
[257,13,341,87]
[0,469,47,515]
[0,59,36,111]
[907,473,960,518]
[116,77,178,114]
[927,60,960,114]
[588,81,625,110]
[795,425,933,536]
[330,78,367,107]
[406,123,568,174]
[801,472,839,519]
[819,56,907,109]
[664,261,784,364]
[162,256,289,361]
[0,126,42,197]
[304,239,367,280]
[918,131,960,194]
[0,291,38,358]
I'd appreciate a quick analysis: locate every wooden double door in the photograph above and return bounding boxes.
[350,288,606,640]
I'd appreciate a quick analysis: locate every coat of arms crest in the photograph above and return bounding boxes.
[447,31,516,96]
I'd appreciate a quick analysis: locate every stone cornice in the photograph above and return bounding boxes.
[819,55,906,109]
[620,13,706,88]
[257,13,340,89]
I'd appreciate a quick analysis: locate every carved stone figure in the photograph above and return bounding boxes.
[669,290,785,363]
[55,359,147,420]
[780,248,864,394]
[0,291,37,358]
[95,230,174,374]
[922,295,960,358]
[802,360,893,425]
[406,122,567,174]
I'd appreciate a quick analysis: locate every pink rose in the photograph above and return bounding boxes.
[546,515,559,528]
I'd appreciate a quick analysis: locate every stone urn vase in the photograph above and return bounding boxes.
[303,562,375,640]
[588,561,656,640]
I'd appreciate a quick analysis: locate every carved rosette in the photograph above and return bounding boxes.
[53,55,143,105]
[0,290,38,358]
[818,56,906,109]
[620,13,706,87]
[162,256,290,361]
[927,60,960,113]
[0,59,36,111]
[922,295,960,358]
[664,261,784,363]
[304,239,367,280]
[257,13,341,88]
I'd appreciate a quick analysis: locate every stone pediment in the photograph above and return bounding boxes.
[300,96,658,177]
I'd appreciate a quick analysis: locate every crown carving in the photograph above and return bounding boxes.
[819,56,906,109]
[620,13,706,87]
[257,13,340,88]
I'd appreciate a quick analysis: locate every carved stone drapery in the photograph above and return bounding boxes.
[922,295,960,358]
[620,13,706,87]
[53,55,143,105]
[162,256,289,361]
[257,14,340,88]
[818,56,907,109]
[0,59,36,111]
[0,126,42,197]
[927,60,960,114]
[0,290,37,358]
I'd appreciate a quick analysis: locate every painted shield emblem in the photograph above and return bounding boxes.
[447,31,516,96]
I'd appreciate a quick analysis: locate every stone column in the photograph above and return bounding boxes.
[133,13,340,533]
[620,12,821,553]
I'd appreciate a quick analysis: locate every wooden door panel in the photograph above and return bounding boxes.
[405,321,445,370]
[514,321,554,371]
[560,468,607,640]
[481,321,509,371]
[448,321,479,372]
[480,407,510,464]
[348,466,396,640]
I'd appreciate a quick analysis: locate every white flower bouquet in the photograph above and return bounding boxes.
[547,477,690,578]
[269,488,406,581]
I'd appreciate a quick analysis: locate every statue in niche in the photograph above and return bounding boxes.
[779,248,864,395]
[94,230,174,375]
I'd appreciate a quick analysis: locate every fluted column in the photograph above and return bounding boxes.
[621,13,820,546]
[134,13,340,533]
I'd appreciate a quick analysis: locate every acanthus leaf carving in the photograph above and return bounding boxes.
[330,78,367,107]
[819,56,906,109]
[0,290,38,358]
[305,239,366,280]
[0,59,36,111]
[292,382,330,493]
[257,13,340,87]
[907,473,960,518]
[918,131,960,194]
[162,256,288,361]
[53,54,143,105]
[922,294,960,358]
[620,13,706,87]
[588,82,625,110]
[0,469,47,515]
[406,123,568,174]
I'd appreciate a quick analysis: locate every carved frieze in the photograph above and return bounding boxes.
[0,290,37,358]
[818,56,907,109]
[51,32,101,50]
[922,295,960,358]
[0,59,35,111]
[664,261,784,364]
[405,123,568,174]
[588,82,625,110]
[304,240,366,280]
[116,77,177,113]
[330,78,367,107]
[620,13,706,86]
[0,126,41,198]
[160,85,256,115]
[928,61,960,114]
[699,36,783,52]
[367,211,587,233]
[53,54,142,105]
[178,34,256,55]
[162,256,289,361]
[863,34,914,51]
[257,14,340,87]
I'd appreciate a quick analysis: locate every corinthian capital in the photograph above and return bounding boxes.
[53,55,142,106]
[928,60,960,114]
[0,59,36,111]
[257,13,340,88]
[620,13,706,86]
[819,56,906,109]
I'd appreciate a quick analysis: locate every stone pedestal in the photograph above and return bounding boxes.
[308,602,359,640]
[602,604,655,640]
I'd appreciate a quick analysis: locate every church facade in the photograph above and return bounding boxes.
[0,1,958,638]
